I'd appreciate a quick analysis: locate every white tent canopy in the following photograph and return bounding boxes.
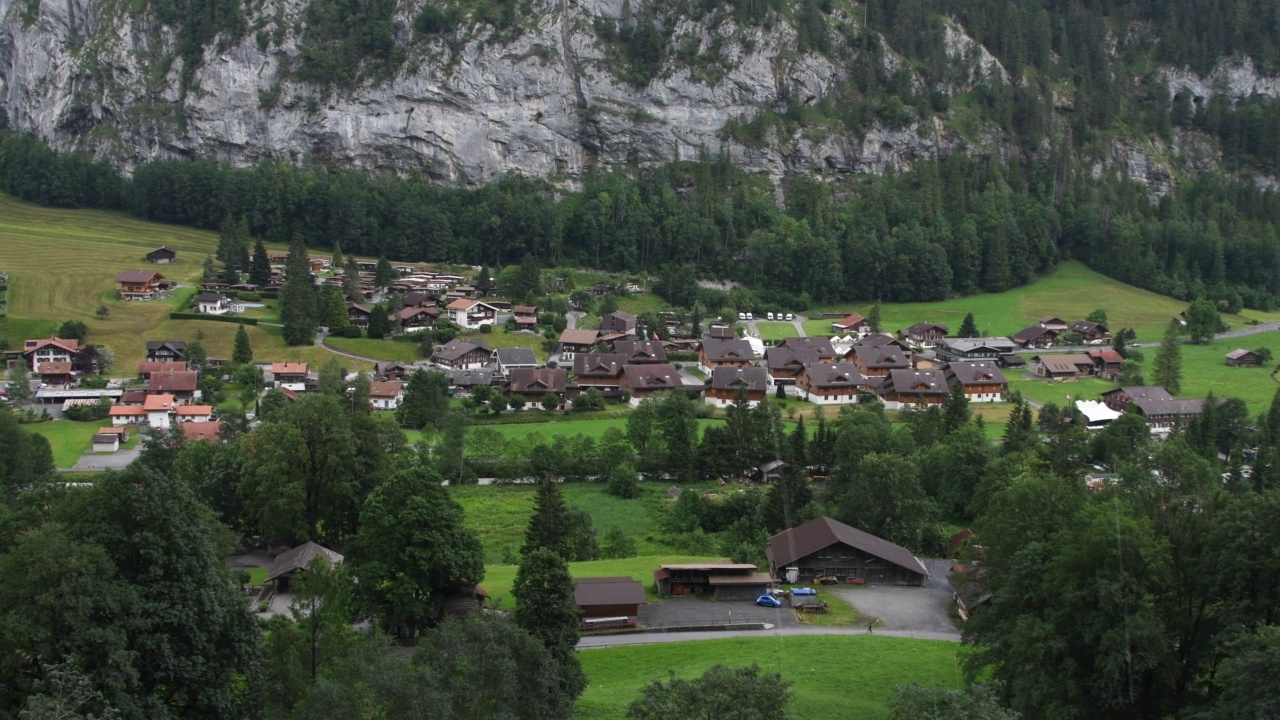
[1076,400,1122,426]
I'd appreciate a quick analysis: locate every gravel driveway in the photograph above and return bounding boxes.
[640,596,799,630]
[828,559,959,638]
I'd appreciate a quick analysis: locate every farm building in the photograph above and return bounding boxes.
[575,577,647,622]
[146,246,177,264]
[765,516,929,587]
[264,541,344,592]
[1225,349,1265,367]
[653,563,774,601]
[91,433,120,453]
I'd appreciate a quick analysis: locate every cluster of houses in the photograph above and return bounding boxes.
[1010,315,1113,349]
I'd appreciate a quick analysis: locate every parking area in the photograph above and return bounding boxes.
[639,596,800,630]
[827,559,960,637]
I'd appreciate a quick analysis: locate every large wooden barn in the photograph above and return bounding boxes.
[765,516,929,587]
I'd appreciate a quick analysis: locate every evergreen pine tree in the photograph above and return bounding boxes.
[1153,319,1184,394]
[522,479,574,560]
[331,241,343,270]
[367,303,391,339]
[944,382,971,434]
[374,256,396,289]
[324,286,350,332]
[958,312,979,338]
[280,233,316,346]
[512,548,586,702]
[343,255,362,300]
[202,255,217,281]
[249,237,272,287]
[868,303,882,333]
[232,324,253,365]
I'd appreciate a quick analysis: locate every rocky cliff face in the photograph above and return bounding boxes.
[0,0,1015,184]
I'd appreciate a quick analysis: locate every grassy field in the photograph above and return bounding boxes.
[576,635,964,720]
[1143,332,1280,415]
[801,261,1280,342]
[323,336,423,361]
[26,419,112,467]
[453,482,697,563]
[480,554,725,607]
[468,417,726,447]
[458,327,549,362]
[755,321,800,341]
[1007,375,1120,408]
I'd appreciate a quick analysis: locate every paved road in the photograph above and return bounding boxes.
[65,445,142,472]
[578,625,961,649]
[1215,322,1280,340]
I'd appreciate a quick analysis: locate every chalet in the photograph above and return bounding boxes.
[998,353,1027,370]
[1088,348,1125,379]
[120,389,147,405]
[1101,386,1205,434]
[403,291,436,308]
[445,299,499,329]
[116,270,166,300]
[109,405,147,426]
[149,369,201,403]
[181,421,223,444]
[145,340,186,362]
[557,329,600,362]
[879,369,949,409]
[1070,320,1111,344]
[374,361,413,381]
[900,322,949,348]
[144,394,176,429]
[195,292,239,315]
[944,362,1008,402]
[621,363,685,404]
[34,361,74,385]
[707,324,735,340]
[1225,349,1265,367]
[653,563,773,601]
[506,367,568,406]
[854,333,913,353]
[847,345,910,377]
[795,362,882,404]
[22,338,79,371]
[146,246,177,264]
[264,541,344,592]
[346,302,372,327]
[765,346,820,387]
[512,305,539,330]
[393,306,438,331]
[705,366,769,407]
[831,314,871,335]
[1012,325,1058,349]
[610,341,668,364]
[174,405,214,423]
[600,311,639,336]
[138,360,187,379]
[775,336,838,362]
[1031,353,1095,380]
[445,368,496,396]
[1039,316,1069,332]
[369,381,406,410]
[766,516,929,587]
[308,259,330,273]
[434,340,489,370]
[92,432,121,453]
[493,348,538,377]
[573,353,626,391]
[271,362,309,390]
[699,338,758,374]
[575,577,646,625]
[934,337,1017,362]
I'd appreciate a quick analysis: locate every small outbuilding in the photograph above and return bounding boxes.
[146,246,178,264]
[1225,348,1265,367]
[575,576,647,622]
[653,563,774,601]
[91,433,120,453]
[263,541,344,592]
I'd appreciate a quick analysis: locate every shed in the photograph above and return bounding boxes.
[765,516,929,587]
[263,541,344,591]
[91,433,120,453]
[653,563,772,600]
[146,246,177,264]
[1225,348,1264,367]
[575,577,647,620]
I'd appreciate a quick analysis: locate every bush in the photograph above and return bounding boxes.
[668,351,698,362]
[236,291,261,301]
[57,319,89,341]
[479,323,493,334]
[340,326,363,338]
[169,312,258,325]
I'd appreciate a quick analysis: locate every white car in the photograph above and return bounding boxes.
[746,312,754,320]
[767,312,775,321]
[785,313,794,321]
[738,312,746,321]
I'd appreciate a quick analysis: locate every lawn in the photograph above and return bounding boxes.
[1141,332,1280,415]
[616,293,666,316]
[323,335,423,361]
[480,554,725,607]
[468,417,726,447]
[1007,375,1120,408]
[755,321,799,341]
[575,635,964,720]
[452,482,699,564]
[801,261,1280,342]
[26,419,112,468]
[457,327,548,362]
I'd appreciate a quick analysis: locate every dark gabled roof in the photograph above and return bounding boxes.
[1033,353,1093,374]
[854,333,910,350]
[709,366,768,391]
[1071,320,1107,333]
[116,270,162,283]
[145,340,186,352]
[1013,325,1057,344]
[707,324,735,339]
[848,345,909,368]
[766,516,928,577]
[999,353,1027,366]
[623,363,682,389]
[904,322,949,335]
[1087,348,1125,364]
[574,577,647,608]
[434,340,486,362]
[559,328,600,346]
[573,353,626,377]
[611,341,668,362]
[447,368,494,387]
[149,370,200,392]
[765,346,820,370]
[1225,348,1258,360]
[1105,386,1205,417]
[509,367,567,394]
[702,338,758,362]
[196,292,230,304]
[776,336,837,357]
[945,361,1007,386]
[146,246,176,256]
[801,362,881,390]
[600,311,638,333]
[935,337,1017,355]
[884,369,948,396]
[264,542,344,583]
[375,360,413,375]
[494,348,537,366]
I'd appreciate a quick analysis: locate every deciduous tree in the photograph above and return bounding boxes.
[627,664,794,720]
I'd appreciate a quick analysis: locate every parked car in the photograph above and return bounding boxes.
[738,312,746,321]
[767,312,775,320]
[785,313,794,321]
[746,312,754,320]
[755,594,783,608]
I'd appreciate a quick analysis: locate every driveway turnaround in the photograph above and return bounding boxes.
[827,559,960,639]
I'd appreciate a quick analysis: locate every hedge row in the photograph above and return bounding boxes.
[169,312,258,325]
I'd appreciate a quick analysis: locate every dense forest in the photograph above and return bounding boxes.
[3,130,1280,311]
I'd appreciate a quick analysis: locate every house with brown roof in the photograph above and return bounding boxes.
[116,270,166,300]
[621,363,685,405]
[831,314,871,335]
[373,361,413,381]
[175,405,214,423]
[180,420,224,443]
[765,346,820,388]
[145,340,186,362]
[33,361,74,385]
[776,336,838,361]
[1012,325,1058,349]
[138,360,187,379]
[1101,386,1205,434]
[1031,353,1095,380]
[944,362,1008,402]
[653,563,774,601]
[1070,320,1111,344]
[766,516,929,586]
[433,340,490,370]
[271,362,309,390]
[148,369,201,403]
[144,393,177,428]
[493,348,538,377]
[557,329,600,362]
[900,322,949,348]
[795,362,881,405]
[22,337,79,371]
[610,340,668,364]
[600,311,638,336]
[393,305,439,332]
[109,405,147,426]
[369,381,406,410]
[575,577,646,624]
[879,369,949,409]
[698,338,758,374]
[705,366,769,407]
[506,367,568,406]
[572,353,626,392]
[1087,348,1125,379]
[445,299,498,329]
[346,302,372,327]
[146,246,177,264]
[1225,349,1265,367]
[846,345,910,377]
[707,324,735,340]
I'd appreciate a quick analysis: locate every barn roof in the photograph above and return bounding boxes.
[574,577,647,607]
[766,516,928,578]
[264,541,344,583]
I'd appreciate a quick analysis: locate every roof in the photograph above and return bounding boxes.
[35,361,72,375]
[1225,348,1258,360]
[658,563,759,571]
[832,314,866,329]
[1013,325,1057,344]
[264,541,345,583]
[777,337,837,357]
[175,405,214,416]
[708,324,735,339]
[139,360,187,375]
[195,292,229,304]
[92,433,119,444]
[116,270,162,284]
[149,370,199,392]
[1034,353,1093,374]
[369,381,406,398]
[512,305,537,315]
[600,311,638,332]
[765,346,820,371]
[108,405,146,416]
[1039,315,1067,325]
[801,362,878,389]
[508,367,567,394]
[1071,320,1106,333]
[945,361,1007,386]
[146,246,176,256]
[23,337,80,355]
[446,298,477,310]
[181,420,223,442]
[611,341,667,362]
[434,340,486,362]
[1106,386,1205,417]
[446,368,494,386]
[494,348,538,366]
[905,322,949,335]
[1088,348,1125,363]
[707,572,775,586]
[559,328,600,346]
[884,369,948,396]
[766,516,929,577]
[848,345,909,368]
[143,394,176,411]
[574,577,647,608]
[709,366,769,392]
[702,338,758,362]
[935,337,1017,354]
[145,340,186,351]
[574,353,626,377]
[271,362,309,375]
[375,361,412,375]
[999,353,1027,366]
[623,363,682,389]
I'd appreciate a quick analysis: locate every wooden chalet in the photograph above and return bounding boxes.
[1070,320,1111,344]
[766,516,929,587]
[346,302,372,327]
[943,361,1007,402]
[765,346,821,387]
[557,329,600,362]
[149,369,201,403]
[506,367,567,405]
[1225,348,1265,367]
[393,305,438,331]
[933,337,1017,362]
[572,353,626,392]
[512,305,539,330]
[621,363,686,404]
[879,369,949,409]
[433,340,489,370]
[1088,348,1125,379]
[145,340,186,362]
[705,366,769,407]
[116,270,166,300]
[900,322,949,348]
[1031,353,1095,379]
[374,361,413,381]
[846,345,910,377]
[698,338,758,373]
[795,362,881,404]
[146,246,177,264]
[706,324,735,340]
[831,314,871,335]
[600,311,638,336]
[654,563,773,601]
[610,340,668,364]
[1012,324,1058,349]
[776,336,838,361]
[1101,386,1205,434]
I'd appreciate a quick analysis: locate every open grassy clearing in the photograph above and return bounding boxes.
[26,419,112,468]
[801,261,1280,341]
[616,293,666,317]
[457,327,550,362]
[322,336,423,361]
[1007,375,1120,408]
[481,554,724,607]
[467,417,726,447]
[1139,332,1280,415]
[576,635,964,720]
[755,321,799,341]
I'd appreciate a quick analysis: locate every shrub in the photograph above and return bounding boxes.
[479,323,493,334]
[169,312,258,325]
[340,326,363,338]
[236,291,261,301]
